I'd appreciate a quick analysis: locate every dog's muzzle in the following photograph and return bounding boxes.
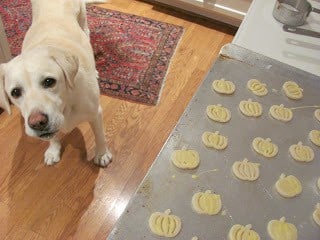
[28,111,58,139]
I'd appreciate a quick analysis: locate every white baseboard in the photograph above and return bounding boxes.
[152,0,251,27]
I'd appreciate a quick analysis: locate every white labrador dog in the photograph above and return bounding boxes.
[0,0,112,166]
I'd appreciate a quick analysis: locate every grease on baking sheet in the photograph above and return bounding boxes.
[191,175,198,179]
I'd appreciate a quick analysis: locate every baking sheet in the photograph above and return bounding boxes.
[108,44,320,239]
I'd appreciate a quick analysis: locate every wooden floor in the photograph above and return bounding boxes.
[0,1,235,239]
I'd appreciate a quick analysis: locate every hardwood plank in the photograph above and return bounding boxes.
[0,0,235,239]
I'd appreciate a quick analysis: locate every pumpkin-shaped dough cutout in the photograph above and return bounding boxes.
[267,217,297,240]
[232,159,260,181]
[275,173,302,198]
[148,209,182,237]
[269,104,293,122]
[313,203,320,226]
[309,130,320,146]
[252,137,278,158]
[212,78,235,95]
[207,104,231,123]
[171,149,200,169]
[314,109,320,122]
[282,81,303,100]
[239,99,263,117]
[192,190,222,215]
[247,79,268,96]
[289,142,314,162]
[202,131,228,150]
[228,224,261,240]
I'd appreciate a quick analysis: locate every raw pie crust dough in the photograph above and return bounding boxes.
[269,104,293,122]
[247,79,268,96]
[228,224,261,240]
[192,190,222,215]
[202,131,228,150]
[282,81,303,100]
[252,137,278,158]
[149,209,181,238]
[232,158,260,181]
[171,149,200,169]
[289,142,314,162]
[309,130,320,146]
[212,78,235,95]
[267,217,297,240]
[207,104,231,123]
[275,173,302,198]
[315,109,320,122]
[239,99,263,117]
[313,203,320,226]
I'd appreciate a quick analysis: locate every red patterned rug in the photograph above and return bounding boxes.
[0,0,183,105]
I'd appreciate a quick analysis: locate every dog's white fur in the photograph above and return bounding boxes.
[0,0,112,166]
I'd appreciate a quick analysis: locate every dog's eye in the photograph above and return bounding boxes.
[11,88,22,99]
[42,78,56,88]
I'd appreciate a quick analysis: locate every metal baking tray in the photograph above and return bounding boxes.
[108,44,320,239]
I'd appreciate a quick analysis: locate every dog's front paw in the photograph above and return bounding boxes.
[94,149,112,167]
[44,147,61,165]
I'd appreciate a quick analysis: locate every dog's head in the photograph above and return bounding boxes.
[0,47,78,140]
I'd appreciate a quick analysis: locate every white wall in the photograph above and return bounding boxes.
[0,17,12,63]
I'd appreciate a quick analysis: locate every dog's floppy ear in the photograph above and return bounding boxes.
[0,64,11,114]
[49,48,79,89]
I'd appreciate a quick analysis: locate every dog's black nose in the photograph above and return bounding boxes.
[28,111,48,131]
